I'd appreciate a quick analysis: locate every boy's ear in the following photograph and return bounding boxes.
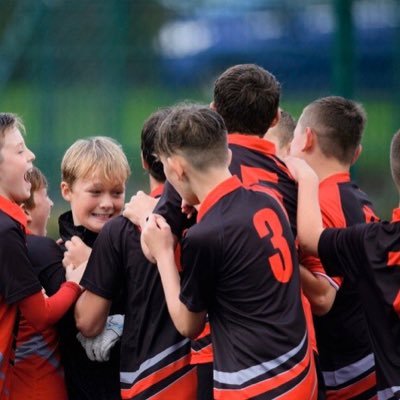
[227,148,233,166]
[167,156,185,181]
[269,108,281,129]
[303,127,316,152]
[60,181,72,202]
[350,144,363,165]
[210,101,216,111]
[21,205,32,225]
[140,152,149,172]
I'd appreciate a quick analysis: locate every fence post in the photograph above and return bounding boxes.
[333,0,354,98]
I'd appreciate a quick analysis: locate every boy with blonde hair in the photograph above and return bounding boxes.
[74,108,197,400]
[0,113,83,399]
[57,136,130,400]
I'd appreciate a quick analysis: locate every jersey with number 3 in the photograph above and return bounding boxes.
[180,176,317,399]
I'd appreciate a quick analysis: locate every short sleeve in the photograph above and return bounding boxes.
[80,218,124,300]
[318,224,370,282]
[179,228,219,312]
[0,224,42,304]
[26,235,65,296]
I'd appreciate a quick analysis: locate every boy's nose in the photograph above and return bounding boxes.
[27,148,35,162]
[99,194,113,208]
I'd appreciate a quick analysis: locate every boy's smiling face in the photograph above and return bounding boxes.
[0,127,35,204]
[61,171,125,233]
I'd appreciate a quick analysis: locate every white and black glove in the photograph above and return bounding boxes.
[77,314,124,362]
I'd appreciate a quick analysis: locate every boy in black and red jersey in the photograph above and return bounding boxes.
[0,113,84,400]
[286,129,400,400]
[74,108,196,400]
[290,96,379,399]
[123,66,317,400]
[138,64,297,238]
[142,105,318,399]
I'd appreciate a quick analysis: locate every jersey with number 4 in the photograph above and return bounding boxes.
[180,176,317,399]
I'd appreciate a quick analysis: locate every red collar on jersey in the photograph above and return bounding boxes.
[0,195,28,230]
[150,184,164,199]
[319,172,350,187]
[228,133,276,157]
[197,175,242,222]
[391,208,400,222]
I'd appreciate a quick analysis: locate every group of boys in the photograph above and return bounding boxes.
[0,62,399,400]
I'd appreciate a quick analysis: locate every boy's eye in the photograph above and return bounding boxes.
[89,190,101,195]
[112,191,123,197]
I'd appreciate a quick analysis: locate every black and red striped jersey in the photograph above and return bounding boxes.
[227,134,297,234]
[318,208,400,399]
[302,172,379,399]
[80,213,196,400]
[0,197,43,399]
[179,176,317,399]
[154,133,299,389]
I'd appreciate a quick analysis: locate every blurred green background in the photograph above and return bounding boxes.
[0,0,399,237]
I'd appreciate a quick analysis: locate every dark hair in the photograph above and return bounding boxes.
[156,104,229,171]
[301,96,366,164]
[390,129,400,190]
[24,166,48,210]
[213,64,280,137]
[141,108,172,182]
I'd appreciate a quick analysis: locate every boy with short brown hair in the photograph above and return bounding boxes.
[289,96,378,399]
[287,127,400,398]
[143,104,317,399]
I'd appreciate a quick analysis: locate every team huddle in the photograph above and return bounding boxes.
[0,64,399,400]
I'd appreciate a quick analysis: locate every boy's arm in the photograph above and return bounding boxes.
[299,265,336,315]
[19,277,82,332]
[75,290,111,337]
[284,156,323,255]
[142,214,206,339]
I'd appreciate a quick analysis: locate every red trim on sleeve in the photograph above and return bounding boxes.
[18,282,81,332]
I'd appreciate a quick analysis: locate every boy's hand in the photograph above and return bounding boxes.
[76,314,124,362]
[181,200,197,219]
[283,156,318,183]
[63,236,92,268]
[65,262,87,285]
[123,191,158,229]
[142,214,174,262]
